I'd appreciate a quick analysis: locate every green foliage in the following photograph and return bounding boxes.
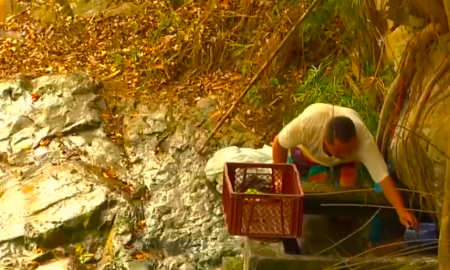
[247,86,263,107]
[299,0,375,67]
[270,77,281,87]
[240,64,249,76]
[230,42,253,58]
[272,0,303,15]
[292,57,380,135]
[128,20,140,32]
[223,257,244,270]
[149,15,173,45]
[109,53,124,66]
[129,48,140,64]
[380,62,396,86]
[285,0,390,135]
[299,0,336,43]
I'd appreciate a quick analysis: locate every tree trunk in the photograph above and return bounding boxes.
[439,141,450,270]
[410,0,449,32]
[443,0,450,34]
[376,23,441,153]
[0,0,7,23]
[439,5,450,270]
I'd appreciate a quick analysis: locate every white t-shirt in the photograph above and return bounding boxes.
[278,103,388,183]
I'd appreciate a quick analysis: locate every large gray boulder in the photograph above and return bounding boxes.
[0,73,243,269]
[0,73,132,269]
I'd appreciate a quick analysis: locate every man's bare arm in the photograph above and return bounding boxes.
[379,175,405,212]
[379,175,418,228]
[272,135,289,164]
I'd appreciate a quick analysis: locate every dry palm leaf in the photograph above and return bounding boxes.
[102,169,117,179]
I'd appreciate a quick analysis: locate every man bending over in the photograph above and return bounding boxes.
[272,103,417,228]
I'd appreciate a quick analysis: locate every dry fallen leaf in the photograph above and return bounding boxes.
[135,252,147,260]
[101,111,112,121]
[123,184,133,193]
[220,0,231,10]
[138,219,146,227]
[80,252,95,261]
[39,138,52,147]
[210,111,222,123]
[130,111,139,119]
[0,0,296,147]
[136,219,146,232]
[102,169,117,179]
[22,185,33,194]
[75,244,84,256]
[32,92,40,101]
[110,132,123,139]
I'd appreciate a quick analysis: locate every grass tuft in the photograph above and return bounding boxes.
[291,57,381,135]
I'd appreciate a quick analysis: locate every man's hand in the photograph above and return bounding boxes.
[397,208,418,229]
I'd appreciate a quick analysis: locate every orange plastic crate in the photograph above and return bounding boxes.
[222,162,304,238]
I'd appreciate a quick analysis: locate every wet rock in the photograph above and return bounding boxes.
[113,100,243,268]
[229,127,261,148]
[0,73,123,269]
[196,96,217,116]
[180,262,195,270]
[0,73,246,270]
[169,126,189,151]
[126,259,157,270]
[6,0,28,15]
[31,1,73,24]
[0,30,23,41]
[37,258,75,270]
[30,251,56,264]
[0,162,114,247]
[104,2,150,17]
[143,109,168,135]
[130,185,150,200]
[68,0,111,17]
[160,254,193,270]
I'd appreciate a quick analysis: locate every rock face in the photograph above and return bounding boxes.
[0,73,119,264]
[0,73,242,269]
[119,98,242,269]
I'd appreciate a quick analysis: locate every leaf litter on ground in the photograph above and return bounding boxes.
[0,0,346,144]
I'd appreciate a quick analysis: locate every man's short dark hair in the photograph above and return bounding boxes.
[325,116,357,144]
